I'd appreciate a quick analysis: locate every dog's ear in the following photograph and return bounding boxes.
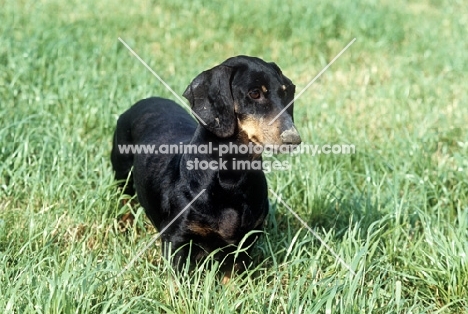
[183,65,236,138]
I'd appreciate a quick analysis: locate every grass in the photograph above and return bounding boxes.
[1,0,467,312]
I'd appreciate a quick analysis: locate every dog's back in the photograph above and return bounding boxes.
[111,97,196,196]
[114,97,196,146]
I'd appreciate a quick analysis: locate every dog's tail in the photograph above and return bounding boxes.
[110,116,135,196]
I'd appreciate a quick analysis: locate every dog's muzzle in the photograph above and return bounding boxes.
[280,126,302,145]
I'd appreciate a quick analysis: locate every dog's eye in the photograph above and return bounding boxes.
[248,89,262,100]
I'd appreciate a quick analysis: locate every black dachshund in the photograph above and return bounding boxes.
[111,55,301,279]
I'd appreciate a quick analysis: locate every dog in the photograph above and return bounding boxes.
[111,55,301,278]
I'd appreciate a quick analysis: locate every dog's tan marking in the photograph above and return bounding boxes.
[222,262,243,284]
[261,85,268,93]
[218,208,239,240]
[238,118,264,145]
[188,223,214,236]
[281,85,286,91]
[188,209,239,242]
[222,272,232,284]
[238,115,289,146]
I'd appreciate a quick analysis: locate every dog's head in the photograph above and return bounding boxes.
[183,55,301,148]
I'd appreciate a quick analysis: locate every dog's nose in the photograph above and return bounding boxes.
[280,126,301,145]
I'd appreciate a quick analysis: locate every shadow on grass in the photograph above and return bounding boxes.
[267,190,415,240]
[305,192,386,237]
[265,189,432,274]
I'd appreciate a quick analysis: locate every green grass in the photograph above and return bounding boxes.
[1,0,467,312]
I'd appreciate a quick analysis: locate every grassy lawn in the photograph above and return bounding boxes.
[1,0,467,312]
